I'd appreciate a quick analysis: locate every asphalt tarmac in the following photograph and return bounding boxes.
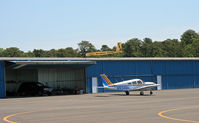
[1,88,199,123]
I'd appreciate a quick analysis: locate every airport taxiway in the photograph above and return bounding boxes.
[1,88,199,123]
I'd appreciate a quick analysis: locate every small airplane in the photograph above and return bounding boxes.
[100,74,159,95]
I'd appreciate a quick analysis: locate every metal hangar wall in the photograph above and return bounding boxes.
[1,58,199,97]
[0,58,96,98]
[86,58,199,93]
[0,61,5,98]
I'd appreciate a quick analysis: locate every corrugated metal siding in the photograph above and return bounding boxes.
[151,61,166,75]
[86,61,154,93]
[6,69,38,82]
[86,60,199,93]
[193,76,199,88]
[56,68,85,89]
[165,61,193,75]
[162,75,194,89]
[0,62,5,98]
[6,70,16,81]
[152,61,195,75]
[38,68,85,89]
[193,61,199,74]
[152,61,198,90]
[6,69,38,93]
[38,69,57,88]
[17,69,38,82]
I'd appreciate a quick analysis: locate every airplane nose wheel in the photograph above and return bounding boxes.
[140,91,144,95]
[125,91,129,95]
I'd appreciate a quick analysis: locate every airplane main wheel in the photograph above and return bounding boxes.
[125,91,129,95]
[150,91,153,95]
[140,91,144,95]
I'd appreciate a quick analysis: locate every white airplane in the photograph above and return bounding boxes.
[100,74,159,95]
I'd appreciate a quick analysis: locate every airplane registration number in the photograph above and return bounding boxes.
[116,86,129,90]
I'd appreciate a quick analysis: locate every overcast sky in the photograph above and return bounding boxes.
[0,0,199,51]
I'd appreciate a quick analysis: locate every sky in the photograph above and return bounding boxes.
[0,0,199,52]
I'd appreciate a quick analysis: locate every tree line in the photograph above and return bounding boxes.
[0,29,199,57]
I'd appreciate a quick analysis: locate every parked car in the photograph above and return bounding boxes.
[17,82,53,96]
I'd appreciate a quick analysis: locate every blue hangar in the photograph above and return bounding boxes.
[0,57,199,98]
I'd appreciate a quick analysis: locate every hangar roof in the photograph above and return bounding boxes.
[10,60,96,65]
[6,60,96,69]
[1,57,199,61]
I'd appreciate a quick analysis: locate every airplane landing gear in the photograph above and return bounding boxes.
[125,91,129,95]
[150,90,153,95]
[140,91,144,95]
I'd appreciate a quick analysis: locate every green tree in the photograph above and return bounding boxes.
[181,29,199,46]
[150,41,165,57]
[191,38,199,57]
[78,41,96,57]
[57,47,78,57]
[184,38,199,57]
[141,38,153,57]
[161,39,183,57]
[23,51,34,57]
[56,49,66,57]
[2,47,24,57]
[65,47,78,57]
[33,49,46,57]
[101,45,111,51]
[123,38,142,57]
[0,48,4,57]
[47,49,57,57]
[181,30,199,56]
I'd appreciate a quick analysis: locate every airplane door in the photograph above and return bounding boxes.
[157,75,162,90]
[92,77,98,93]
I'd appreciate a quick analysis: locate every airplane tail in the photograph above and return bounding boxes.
[100,74,115,87]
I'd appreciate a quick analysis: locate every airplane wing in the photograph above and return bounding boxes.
[134,84,159,91]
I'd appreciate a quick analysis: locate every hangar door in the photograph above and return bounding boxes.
[38,68,85,90]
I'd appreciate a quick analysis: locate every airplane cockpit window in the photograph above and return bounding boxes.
[132,82,137,85]
[137,80,143,85]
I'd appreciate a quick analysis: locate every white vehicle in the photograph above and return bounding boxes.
[100,74,159,95]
